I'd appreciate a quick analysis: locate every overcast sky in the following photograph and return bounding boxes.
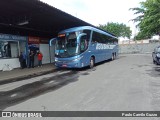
[40,0,145,38]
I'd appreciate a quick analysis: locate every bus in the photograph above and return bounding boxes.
[50,26,118,68]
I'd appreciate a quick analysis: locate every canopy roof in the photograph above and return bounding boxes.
[0,0,92,38]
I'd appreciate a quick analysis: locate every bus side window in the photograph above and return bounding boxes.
[92,32,98,43]
[80,36,88,52]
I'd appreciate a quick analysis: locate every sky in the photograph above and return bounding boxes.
[40,0,145,39]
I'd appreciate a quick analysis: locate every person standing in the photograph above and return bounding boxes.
[29,50,35,68]
[37,51,43,67]
[19,52,24,69]
[22,52,26,68]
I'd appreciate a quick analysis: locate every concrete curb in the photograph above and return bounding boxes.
[0,69,58,85]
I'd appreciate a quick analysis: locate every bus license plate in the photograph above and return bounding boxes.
[62,64,67,67]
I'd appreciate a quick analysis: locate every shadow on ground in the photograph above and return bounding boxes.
[0,70,80,111]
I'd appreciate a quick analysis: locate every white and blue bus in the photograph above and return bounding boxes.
[50,26,118,68]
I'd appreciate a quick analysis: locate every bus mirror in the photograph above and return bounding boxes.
[77,33,87,44]
[49,38,57,46]
[77,33,87,39]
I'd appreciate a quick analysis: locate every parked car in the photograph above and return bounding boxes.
[152,46,160,65]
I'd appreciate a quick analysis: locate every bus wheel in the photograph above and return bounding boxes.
[90,57,94,68]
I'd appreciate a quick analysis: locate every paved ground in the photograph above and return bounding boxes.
[0,63,56,84]
[1,54,160,120]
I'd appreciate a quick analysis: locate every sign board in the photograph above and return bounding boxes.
[0,33,27,41]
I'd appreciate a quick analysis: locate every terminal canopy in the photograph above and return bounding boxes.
[0,0,92,38]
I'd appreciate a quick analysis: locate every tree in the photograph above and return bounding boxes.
[98,22,132,39]
[140,0,160,36]
[129,2,145,27]
[130,0,160,39]
[134,31,151,40]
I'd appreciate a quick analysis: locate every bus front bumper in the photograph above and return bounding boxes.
[55,61,82,68]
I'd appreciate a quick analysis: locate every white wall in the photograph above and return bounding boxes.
[50,45,55,63]
[119,42,160,54]
[39,44,50,64]
[10,43,18,58]
[0,58,20,71]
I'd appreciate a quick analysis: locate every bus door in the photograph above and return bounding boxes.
[77,33,89,66]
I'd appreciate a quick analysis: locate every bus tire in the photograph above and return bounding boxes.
[90,57,94,68]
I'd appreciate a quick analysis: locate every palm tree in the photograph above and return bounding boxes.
[130,0,160,39]
[129,2,145,27]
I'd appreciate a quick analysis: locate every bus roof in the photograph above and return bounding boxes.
[59,26,117,38]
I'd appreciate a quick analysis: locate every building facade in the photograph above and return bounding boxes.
[0,33,55,71]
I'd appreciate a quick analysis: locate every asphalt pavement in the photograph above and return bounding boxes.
[1,54,160,120]
[0,63,56,85]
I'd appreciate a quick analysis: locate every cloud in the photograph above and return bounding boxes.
[40,0,145,36]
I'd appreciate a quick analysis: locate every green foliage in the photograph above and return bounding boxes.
[129,2,145,26]
[98,22,132,39]
[130,0,160,39]
[134,31,151,40]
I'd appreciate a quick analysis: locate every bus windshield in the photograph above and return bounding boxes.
[55,32,79,58]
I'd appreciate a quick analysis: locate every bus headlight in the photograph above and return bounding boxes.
[157,53,160,58]
[55,58,58,62]
[73,56,83,61]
